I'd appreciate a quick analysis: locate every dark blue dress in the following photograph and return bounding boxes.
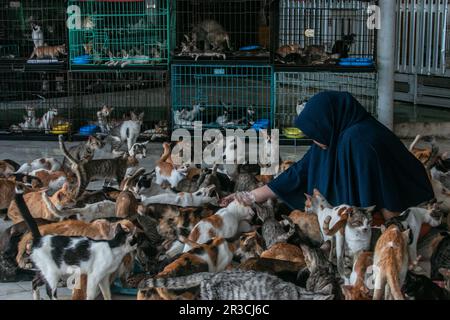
[268,91,434,212]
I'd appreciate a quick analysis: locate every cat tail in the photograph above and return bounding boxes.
[14,184,41,241]
[121,167,146,191]
[323,215,347,236]
[139,273,212,290]
[276,215,296,243]
[59,135,83,198]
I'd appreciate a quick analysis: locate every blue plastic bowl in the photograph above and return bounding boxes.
[252,119,270,131]
[338,57,374,67]
[79,124,100,136]
[239,45,261,51]
[72,55,92,65]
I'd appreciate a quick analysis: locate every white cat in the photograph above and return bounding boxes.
[109,112,144,152]
[141,185,218,207]
[31,24,44,48]
[390,205,442,265]
[39,108,58,132]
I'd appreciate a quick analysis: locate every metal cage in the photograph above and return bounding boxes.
[171,63,274,130]
[274,71,378,129]
[67,0,170,69]
[69,70,169,133]
[0,0,68,65]
[0,70,72,133]
[273,0,377,68]
[172,0,272,61]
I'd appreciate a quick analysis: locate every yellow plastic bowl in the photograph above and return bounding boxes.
[50,123,70,134]
[283,127,304,139]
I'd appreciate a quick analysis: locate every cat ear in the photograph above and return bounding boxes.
[138,112,144,121]
[380,225,386,233]
[364,205,376,213]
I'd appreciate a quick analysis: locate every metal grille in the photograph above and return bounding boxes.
[274,71,378,128]
[0,70,71,132]
[67,0,170,68]
[396,0,449,76]
[173,0,271,60]
[0,0,68,64]
[171,63,273,129]
[275,0,377,66]
[69,70,169,133]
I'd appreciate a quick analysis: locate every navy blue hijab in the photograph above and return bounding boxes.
[268,91,434,212]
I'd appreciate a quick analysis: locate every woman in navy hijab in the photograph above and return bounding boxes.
[222,91,434,220]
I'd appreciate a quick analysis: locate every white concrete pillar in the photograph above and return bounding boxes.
[377,0,396,130]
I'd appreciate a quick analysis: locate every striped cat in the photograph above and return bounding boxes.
[59,135,138,198]
[139,270,333,300]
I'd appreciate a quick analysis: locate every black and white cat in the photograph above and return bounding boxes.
[14,185,137,300]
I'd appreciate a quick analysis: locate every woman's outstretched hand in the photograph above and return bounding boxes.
[219,193,235,207]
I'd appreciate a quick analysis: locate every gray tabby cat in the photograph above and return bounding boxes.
[233,164,261,192]
[59,135,138,198]
[255,200,295,249]
[109,112,144,152]
[300,244,342,300]
[61,136,104,168]
[140,270,333,300]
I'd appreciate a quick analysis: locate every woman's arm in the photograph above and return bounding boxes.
[219,185,276,207]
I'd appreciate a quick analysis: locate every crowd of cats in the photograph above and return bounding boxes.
[0,127,449,300]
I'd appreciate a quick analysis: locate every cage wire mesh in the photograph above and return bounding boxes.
[69,70,169,133]
[173,0,271,60]
[171,64,273,130]
[67,0,170,68]
[274,0,377,67]
[0,70,71,133]
[0,0,68,64]
[274,71,378,129]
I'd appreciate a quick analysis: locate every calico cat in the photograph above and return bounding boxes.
[305,189,374,279]
[16,157,62,174]
[109,112,144,152]
[29,45,66,59]
[300,244,342,299]
[387,205,442,266]
[59,135,138,198]
[155,142,188,188]
[373,224,410,300]
[255,200,295,249]
[183,195,255,252]
[403,271,450,300]
[29,169,71,193]
[62,136,104,168]
[140,270,332,300]
[14,185,137,300]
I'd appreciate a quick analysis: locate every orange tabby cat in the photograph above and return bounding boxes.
[29,44,66,59]
[260,242,305,266]
[373,225,410,300]
[7,182,76,223]
[289,210,323,247]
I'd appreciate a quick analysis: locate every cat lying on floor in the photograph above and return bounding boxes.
[141,185,218,208]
